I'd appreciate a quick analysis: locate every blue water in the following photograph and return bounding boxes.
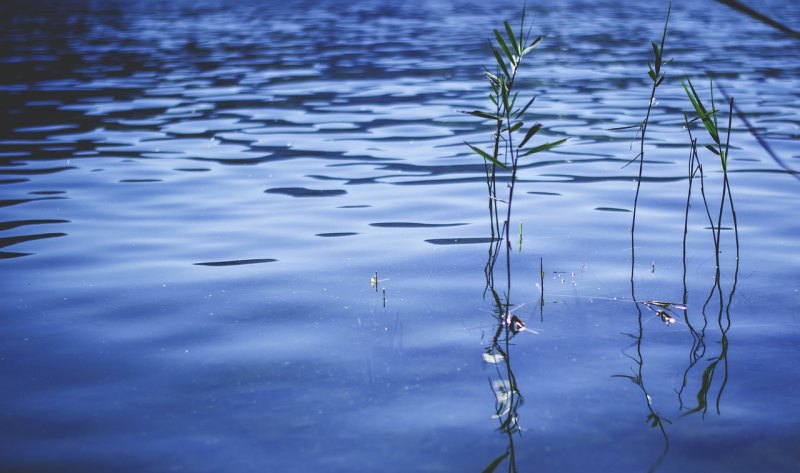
[1,0,799,471]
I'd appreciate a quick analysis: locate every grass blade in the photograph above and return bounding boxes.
[504,21,519,55]
[520,138,566,157]
[466,110,501,121]
[490,46,510,79]
[514,96,536,119]
[466,142,510,171]
[494,30,515,67]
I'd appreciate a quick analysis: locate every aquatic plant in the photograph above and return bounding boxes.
[629,1,672,280]
[681,77,740,267]
[464,5,565,253]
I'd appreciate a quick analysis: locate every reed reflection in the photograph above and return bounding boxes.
[481,236,524,473]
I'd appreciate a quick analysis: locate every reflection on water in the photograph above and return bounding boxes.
[482,237,525,473]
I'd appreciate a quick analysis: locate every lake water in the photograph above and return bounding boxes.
[1,0,799,471]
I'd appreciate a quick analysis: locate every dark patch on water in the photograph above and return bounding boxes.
[595,207,631,213]
[28,190,66,195]
[425,237,495,245]
[194,258,277,267]
[370,222,468,228]
[527,191,561,196]
[0,220,69,231]
[338,205,371,208]
[119,179,162,183]
[0,197,67,208]
[0,232,67,258]
[315,232,358,237]
[265,187,347,197]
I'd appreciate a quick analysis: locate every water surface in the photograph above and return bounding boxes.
[1,0,799,472]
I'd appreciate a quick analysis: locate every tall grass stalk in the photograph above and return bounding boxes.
[630,1,671,283]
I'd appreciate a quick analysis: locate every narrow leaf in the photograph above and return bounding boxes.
[514,96,536,119]
[704,144,720,155]
[494,30,515,67]
[682,78,719,144]
[508,121,523,133]
[647,63,656,82]
[504,21,519,55]
[466,110,501,121]
[651,41,661,68]
[490,46,510,79]
[520,138,567,157]
[465,142,510,171]
[518,123,542,148]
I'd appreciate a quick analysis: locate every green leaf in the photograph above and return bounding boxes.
[681,78,720,144]
[504,21,519,55]
[508,121,523,133]
[465,142,510,171]
[518,123,542,148]
[705,144,720,155]
[490,46,510,79]
[466,110,501,121]
[494,29,515,67]
[647,63,656,82]
[651,41,661,69]
[520,138,566,157]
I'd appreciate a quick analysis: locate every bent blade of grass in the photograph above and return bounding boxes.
[466,142,511,171]
[514,96,536,119]
[466,109,502,121]
[520,138,567,157]
[682,78,720,144]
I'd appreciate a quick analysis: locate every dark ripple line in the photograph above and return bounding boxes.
[370,222,468,228]
[316,232,359,237]
[0,219,69,231]
[265,187,346,197]
[0,196,68,208]
[194,258,277,267]
[0,232,67,251]
[425,237,495,245]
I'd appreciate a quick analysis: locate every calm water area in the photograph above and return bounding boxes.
[1,0,799,471]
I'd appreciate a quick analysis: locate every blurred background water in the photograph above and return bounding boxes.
[1,0,799,471]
